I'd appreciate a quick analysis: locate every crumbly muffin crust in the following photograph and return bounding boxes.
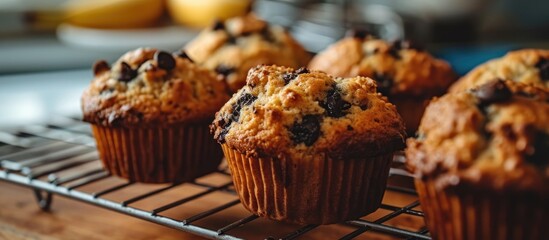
[450,49,549,92]
[407,80,549,194]
[82,48,230,127]
[308,34,456,97]
[184,14,311,92]
[211,65,406,160]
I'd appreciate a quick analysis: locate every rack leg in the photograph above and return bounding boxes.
[33,188,53,211]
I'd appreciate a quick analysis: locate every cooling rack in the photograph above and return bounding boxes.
[0,116,430,240]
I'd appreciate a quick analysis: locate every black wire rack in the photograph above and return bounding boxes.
[0,116,430,240]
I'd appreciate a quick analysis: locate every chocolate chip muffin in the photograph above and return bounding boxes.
[211,65,406,224]
[450,49,549,93]
[308,32,456,135]
[82,48,229,183]
[407,80,549,240]
[184,13,311,93]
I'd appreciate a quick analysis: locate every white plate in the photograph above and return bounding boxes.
[56,23,200,51]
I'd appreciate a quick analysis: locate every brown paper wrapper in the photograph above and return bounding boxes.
[91,123,222,183]
[391,96,429,136]
[221,144,393,224]
[415,180,548,240]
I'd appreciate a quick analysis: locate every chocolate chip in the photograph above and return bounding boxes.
[240,31,252,37]
[516,91,535,99]
[125,108,145,121]
[295,67,309,75]
[260,27,276,43]
[216,119,230,143]
[365,48,380,56]
[282,67,309,85]
[320,88,351,118]
[388,40,422,59]
[117,62,137,82]
[210,19,237,44]
[474,80,512,105]
[501,124,516,141]
[215,64,236,77]
[226,34,237,45]
[93,60,110,76]
[154,51,176,71]
[535,58,549,81]
[228,93,256,126]
[345,29,372,39]
[289,115,321,146]
[238,25,273,42]
[391,40,423,51]
[233,93,257,116]
[216,93,257,143]
[212,19,225,31]
[373,73,393,96]
[282,73,294,84]
[526,131,549,167]
[135,111,144,120]
[173,50,193,63]
[100,87,114,96]
[388,48,401,59]
[108,113,124,127]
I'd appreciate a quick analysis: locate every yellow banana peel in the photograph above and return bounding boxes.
[63,0,165,29]
[167,0,252,28]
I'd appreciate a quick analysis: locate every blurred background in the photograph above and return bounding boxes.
[0,0,548,127]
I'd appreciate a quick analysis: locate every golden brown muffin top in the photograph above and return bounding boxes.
[308,33,456,97]
[450,49,549,93]
[184,14,311,93]
[406,80,549,194]
[81,48,230,127]
[211,65,406,160]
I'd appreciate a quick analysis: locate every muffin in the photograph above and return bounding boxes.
[308,31,456,135]
[406,80,549,240]
[184,13,311,93]
[450,49,549,93]
[211,65,406,224]
[82,48,229,183]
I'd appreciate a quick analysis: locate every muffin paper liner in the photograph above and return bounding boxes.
[221,144,393,224]
[391,97,428,135]
[415,180,548,240]
[91,123,222,183]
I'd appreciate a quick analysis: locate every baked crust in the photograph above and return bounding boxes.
[308,37,456,97]
[211,65,406,160]
[81,48,230,127]
[450,49,549,92]
[407,80,549,194]
[184,14,311,92]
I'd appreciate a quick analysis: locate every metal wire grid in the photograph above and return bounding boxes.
[0,116,430,240]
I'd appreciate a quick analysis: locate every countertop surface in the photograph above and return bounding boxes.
[0,181,207,240]
[0,177,422,240]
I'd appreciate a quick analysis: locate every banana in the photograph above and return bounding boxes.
[64,0,165,29]
[167,0,252,28]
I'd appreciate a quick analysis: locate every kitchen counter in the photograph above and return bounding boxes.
[0,181,206,240]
